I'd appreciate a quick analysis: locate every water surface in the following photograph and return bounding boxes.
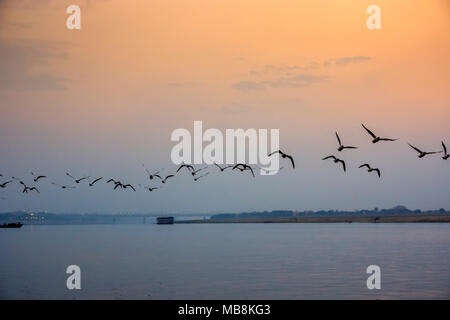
[0,223,449,299]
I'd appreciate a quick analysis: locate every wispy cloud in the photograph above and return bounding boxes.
[324,56,372,67]
[233,74,327,92]
[232,81,266,93]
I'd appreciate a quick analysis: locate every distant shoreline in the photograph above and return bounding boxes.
[176,215,450,224]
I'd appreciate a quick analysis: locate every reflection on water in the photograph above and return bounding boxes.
[0,223,449,299]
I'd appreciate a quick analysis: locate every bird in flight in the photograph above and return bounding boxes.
[408,143,442,158]
[89,177,103,187]
[441,141,449,160]
[52,182,76,189]
[362,124,398,143]
[161,175,174,184]
[358,164,381,178]
[12,176,26,186]
[335,132,358,152]
[322,155,346,172]
[31,172,46,182]
[232,164,255,177]
[194,172,209,182]
[176,163,194,174]
[122,184,136,192]
[213,163,233,172]
[23,186,40,194]
[142,165,162,180]
[0,181,12,188]
[191,166,208,176]
[66,172,90,184]
[143,186,158,192]
[268,150,295,168]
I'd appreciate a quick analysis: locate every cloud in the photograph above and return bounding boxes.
[264,74,327,88]
[0,39,67,91]
[233,74,327,92]
[232,81,266,93]
[324,56,372,67]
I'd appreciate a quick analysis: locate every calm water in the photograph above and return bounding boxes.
[0,223,449,299]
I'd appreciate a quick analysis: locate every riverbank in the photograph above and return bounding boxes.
[175,215,450,224]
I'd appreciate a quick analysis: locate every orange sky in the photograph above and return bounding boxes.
[0,0,449,213]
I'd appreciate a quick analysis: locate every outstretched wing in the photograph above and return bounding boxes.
[66,172,75,180]
[408,143,423,154]
[379,138,398,142]
[338,160,346,172]
[322,155,336,160]
[442,141,447,154]
[245,166,255,177]
[268,150,281,157]
[286,155,295,168]
[361,124,376,139]
[373,168,381,178]
[92,177,102,184]
[335,132,342,146]
[358,164,370,169]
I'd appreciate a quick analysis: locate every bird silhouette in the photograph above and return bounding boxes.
[31,172,46,182]
[232,164,255,177]
[408,143,442,158]
[89,177,103,187]
[441,141,449,160]
[12,176,26,186]
[0,181,12,188]
[161,175,174,184]
[322,155,346,172]
[122,184,136,192]
[335,132,358,151]
[176,164,194,174]
[142,165,162,180]
[358,164,381,178]
[213,163,233,172]
[143,186,158,192]
[362,124,398,143]
[66,172,90,183]
[191,166,208,176]
[268,150,295,168]
[194,172,209,181]
[23,186,39,194]
[52,182,76,189]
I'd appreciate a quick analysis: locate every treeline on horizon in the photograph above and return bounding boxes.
[209,205,449,220]
[0,205,449,224]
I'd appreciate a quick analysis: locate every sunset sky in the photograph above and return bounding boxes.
[0,0,449,214]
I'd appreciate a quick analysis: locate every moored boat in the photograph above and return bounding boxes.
[156,217,174,225]
[0,222,23,228]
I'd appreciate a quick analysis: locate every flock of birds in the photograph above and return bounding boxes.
[0,124,448,198]
[321,123,449,177]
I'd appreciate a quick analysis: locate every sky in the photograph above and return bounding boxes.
[0,0,449,214]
